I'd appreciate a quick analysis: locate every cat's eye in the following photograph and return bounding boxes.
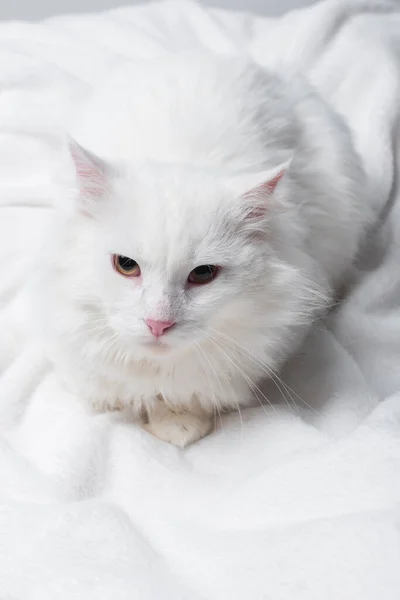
[113,254,141,277]
[188,265,218,285]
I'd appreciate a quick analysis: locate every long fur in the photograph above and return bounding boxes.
[31,54,372,442]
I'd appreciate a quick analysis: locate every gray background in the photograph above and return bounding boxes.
[0,0,314,21]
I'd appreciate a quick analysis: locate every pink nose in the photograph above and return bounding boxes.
[145,319,175,337]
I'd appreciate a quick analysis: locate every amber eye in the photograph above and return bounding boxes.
[188,265,218,285]
[113,254,141,277]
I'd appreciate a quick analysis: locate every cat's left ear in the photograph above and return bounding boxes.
[69,138,111,216]
[228,162,290,218]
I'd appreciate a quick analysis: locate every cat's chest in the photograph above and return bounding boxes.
[99,352,204,402]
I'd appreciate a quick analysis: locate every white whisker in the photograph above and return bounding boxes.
[209,327,320,416]
[194,342,225,434]
[198,340,244,440]
[198,330,279,419]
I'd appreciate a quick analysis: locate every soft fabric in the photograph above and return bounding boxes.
[0,1,400,598]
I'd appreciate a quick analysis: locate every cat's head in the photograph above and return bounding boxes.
[62,140,299,361]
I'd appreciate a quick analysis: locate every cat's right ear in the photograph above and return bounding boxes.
[69,139,111,217]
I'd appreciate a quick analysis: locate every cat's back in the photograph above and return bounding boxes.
[72,53,296,172]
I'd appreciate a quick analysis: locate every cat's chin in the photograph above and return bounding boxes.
[140,338,174,357]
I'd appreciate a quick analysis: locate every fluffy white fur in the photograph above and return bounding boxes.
[32,54,372,447]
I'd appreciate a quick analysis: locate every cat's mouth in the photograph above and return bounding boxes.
[142,337,171,353]
[137,324,195,356]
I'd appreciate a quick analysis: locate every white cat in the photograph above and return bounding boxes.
[32,54,371,447]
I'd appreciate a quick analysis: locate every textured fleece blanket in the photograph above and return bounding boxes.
[0,1,400,598]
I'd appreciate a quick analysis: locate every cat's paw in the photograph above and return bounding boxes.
[144,403,213,448]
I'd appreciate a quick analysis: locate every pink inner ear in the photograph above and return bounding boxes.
[244,170,284,219]
[69,141,107,200]
[260,171,284,194]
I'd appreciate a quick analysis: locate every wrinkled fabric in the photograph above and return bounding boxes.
[0,1,400,598]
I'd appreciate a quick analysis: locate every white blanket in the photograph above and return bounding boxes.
[1,1,400,598]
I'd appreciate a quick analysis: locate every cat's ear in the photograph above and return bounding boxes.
[228,162,289,219]
[69,139,111,216]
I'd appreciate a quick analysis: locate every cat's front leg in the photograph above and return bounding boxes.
[144,397,213,448]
